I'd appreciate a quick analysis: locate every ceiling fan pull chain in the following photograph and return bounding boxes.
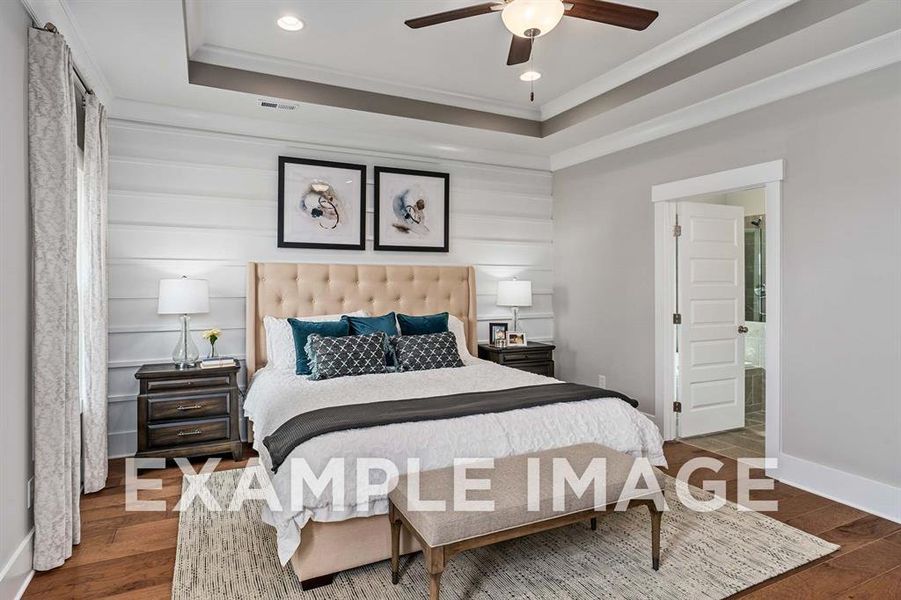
[529,35,535,102]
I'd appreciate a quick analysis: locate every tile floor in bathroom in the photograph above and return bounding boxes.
[682,409,766,459]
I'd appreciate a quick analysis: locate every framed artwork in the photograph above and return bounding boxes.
[489,322,508,346]
[374,166,450,252]
[507,332,527,347]
[278,156,366,250]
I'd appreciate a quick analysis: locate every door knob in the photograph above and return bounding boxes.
[738,325,749,334]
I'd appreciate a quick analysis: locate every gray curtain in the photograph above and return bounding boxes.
[80,94,109,493]
[29,26,81,571]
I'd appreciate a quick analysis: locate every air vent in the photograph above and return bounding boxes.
[257,98,298,111]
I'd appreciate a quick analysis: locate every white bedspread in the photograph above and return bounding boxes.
[244,357,666,564]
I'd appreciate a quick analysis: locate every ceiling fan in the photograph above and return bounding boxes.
[406,0,659,66]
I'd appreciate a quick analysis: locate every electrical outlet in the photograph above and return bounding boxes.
[26,477,34,509]
[598,375,607,388]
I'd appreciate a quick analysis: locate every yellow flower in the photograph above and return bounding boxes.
[201,328,221,340]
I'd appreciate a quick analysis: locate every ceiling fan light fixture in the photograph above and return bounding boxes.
[520,70,542,81]
[277,15,304,31]
[502,0,564,38]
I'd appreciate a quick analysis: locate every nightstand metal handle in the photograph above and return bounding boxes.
[176,404,203,411]
[177,429,203,437]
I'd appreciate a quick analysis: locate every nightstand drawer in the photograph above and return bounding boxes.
[498,349,553,364]
[512,361,555,377]
[148,417,230,448]
[146,375,231,393]
[147,391,230,422]
[478,342,556,380]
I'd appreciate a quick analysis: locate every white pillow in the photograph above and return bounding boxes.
[447,314,471,359]
[263,311,367,371]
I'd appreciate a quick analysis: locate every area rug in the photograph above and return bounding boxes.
[172,467,837,599]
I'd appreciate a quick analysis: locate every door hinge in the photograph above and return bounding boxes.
[673,224,682,237]
[673,313,682,325]
[673,401,682,413]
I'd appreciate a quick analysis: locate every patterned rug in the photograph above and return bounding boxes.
[172,467,837,599]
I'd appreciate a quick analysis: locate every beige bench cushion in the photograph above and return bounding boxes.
[389,443,664,547]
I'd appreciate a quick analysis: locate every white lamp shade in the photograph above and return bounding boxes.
[157,278,209,315]
[496,279,532,307]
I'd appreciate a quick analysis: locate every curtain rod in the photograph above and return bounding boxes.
[32,22,94,98]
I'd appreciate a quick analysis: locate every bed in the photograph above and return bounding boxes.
[243,262,666,587]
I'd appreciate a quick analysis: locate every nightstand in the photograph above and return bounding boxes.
[477,341,556,377]
[134,361,243,460]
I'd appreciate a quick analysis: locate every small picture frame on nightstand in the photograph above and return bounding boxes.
[489,322,508,347]
[507,331,527,346]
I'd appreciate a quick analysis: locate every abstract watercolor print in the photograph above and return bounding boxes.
[277,157,366,250]
[391,187,430,236]
[374,167,449,252]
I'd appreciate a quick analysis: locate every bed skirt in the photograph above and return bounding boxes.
[290,515,421,585]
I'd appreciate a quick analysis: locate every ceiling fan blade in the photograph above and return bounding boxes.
[506,35,532,66]
[566,0,659,31]
[405,3,501,29]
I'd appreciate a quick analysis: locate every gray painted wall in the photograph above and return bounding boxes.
[553,65,901,487]
[0,1,34,596]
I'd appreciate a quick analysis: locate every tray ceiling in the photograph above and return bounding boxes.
[187,0,741,118]
[44,0,898,169]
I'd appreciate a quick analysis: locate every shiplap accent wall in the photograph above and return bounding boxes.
[106,120,554,457]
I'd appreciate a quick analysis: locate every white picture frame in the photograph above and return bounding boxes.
[507,331,527,347]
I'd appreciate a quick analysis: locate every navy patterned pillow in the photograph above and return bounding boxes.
[391,331,464,373]
[305,332,389,380]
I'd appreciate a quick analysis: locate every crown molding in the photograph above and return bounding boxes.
[540,0,801,120]
[550,30,901,171]
[192,43,541,122]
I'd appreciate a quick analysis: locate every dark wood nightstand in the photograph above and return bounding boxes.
[134,361,243,460]
[477,341,555,377]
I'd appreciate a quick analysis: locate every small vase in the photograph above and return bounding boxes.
[208,340,218,360]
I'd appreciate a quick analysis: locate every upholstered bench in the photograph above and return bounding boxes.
[388,443,665,600]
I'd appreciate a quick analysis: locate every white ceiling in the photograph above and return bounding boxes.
[34,0,899,170]
[189,0,740,118]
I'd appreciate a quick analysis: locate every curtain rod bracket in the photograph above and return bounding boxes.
[43,22,58,33]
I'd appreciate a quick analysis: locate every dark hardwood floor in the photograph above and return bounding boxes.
[22,442,901,599]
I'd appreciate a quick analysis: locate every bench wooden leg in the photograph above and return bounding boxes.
[649,504,662,571]
[590,517,597,531]
[429,571,443,600]
[389,503,401,585]
[425,546,445,600]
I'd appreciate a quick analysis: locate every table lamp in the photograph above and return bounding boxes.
[496,279,532,332]
[158,277,209,369]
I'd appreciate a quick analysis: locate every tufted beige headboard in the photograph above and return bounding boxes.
[246,262,477,378]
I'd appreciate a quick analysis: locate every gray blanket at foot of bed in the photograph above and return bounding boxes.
[263,382,638,472]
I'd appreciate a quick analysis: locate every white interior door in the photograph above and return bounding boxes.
[677,201,746,437]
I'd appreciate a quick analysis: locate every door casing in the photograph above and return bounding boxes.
[651,160,784,477]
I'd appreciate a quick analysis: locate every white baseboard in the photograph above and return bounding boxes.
[108,430,136,459]
[0,529,34,600]
[777,452,901,524]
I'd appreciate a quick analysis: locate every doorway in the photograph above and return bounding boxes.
[652,160,783,470]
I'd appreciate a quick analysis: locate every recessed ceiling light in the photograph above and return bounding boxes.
[520,71,541,82]
[277,15,304,31]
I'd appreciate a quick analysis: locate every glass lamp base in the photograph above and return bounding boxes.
[172,314,200,368]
